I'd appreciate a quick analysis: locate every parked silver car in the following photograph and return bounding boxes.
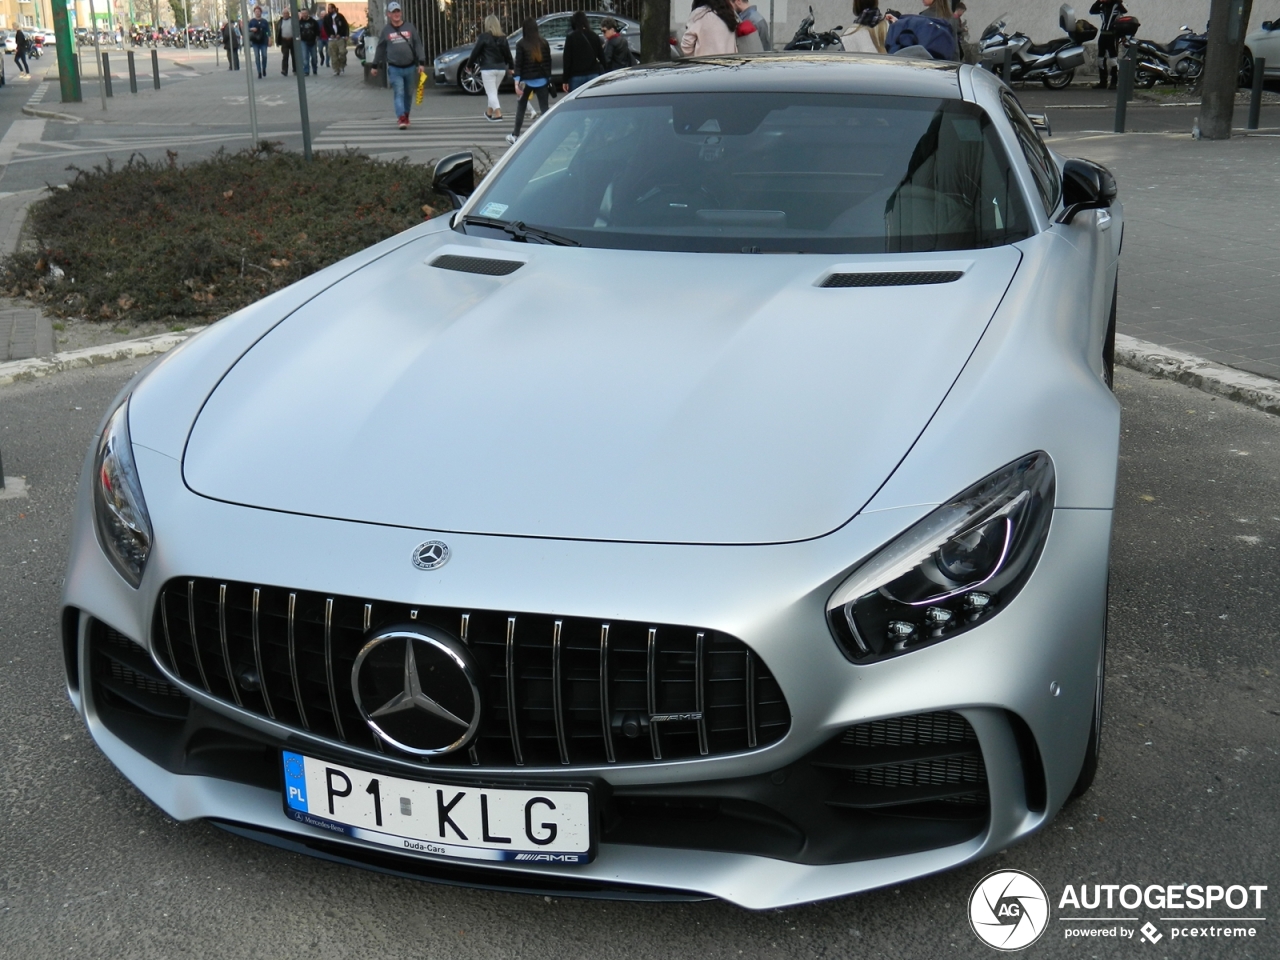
[432,12,640,93]
[64,54,1121,907]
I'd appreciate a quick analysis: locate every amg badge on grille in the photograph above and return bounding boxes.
[411,540,450,571]
[351,627,482,755]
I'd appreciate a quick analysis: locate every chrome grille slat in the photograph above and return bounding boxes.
[324,598,345,742]
[251,587,275,720]
[159,595,179,682]
[599,624,616,763]
[551,620,570,765]
[187,580,211,693]
[153,579,790,769]
[646,628,662,761]
[287,592,310,730]
[218,583,243,707]
[506,616,523,766]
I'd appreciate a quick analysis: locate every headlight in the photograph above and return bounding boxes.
[437,51,463,64]
[93,399,153,588]
[827,452,1054,662]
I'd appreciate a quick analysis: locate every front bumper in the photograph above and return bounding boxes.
[63,446,1111,908]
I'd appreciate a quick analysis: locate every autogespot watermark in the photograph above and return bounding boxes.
[967,873,1269,951]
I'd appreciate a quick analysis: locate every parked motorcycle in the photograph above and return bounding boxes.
[784,6,844,51]
[979,3,1092,89]
[1124,24,1207,89]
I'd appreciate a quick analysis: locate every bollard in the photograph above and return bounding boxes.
[151,48,160,89]
[1113,51,1135,133]
[1001,45,1012,84]
[1248,57,1265,130]
[102,53,113,97]
[127,50,137,93]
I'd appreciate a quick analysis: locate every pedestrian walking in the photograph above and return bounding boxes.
[221,19,242,70]
[298,8,320,76]
[561,11,605,92]
[1090,0,1127,89]
[13,27,29,76]
[842,0,889,52]
[318,14,330,67]
[600,18,637,70]
[323,4,350,75]
[248,5,271,78]
[507,17,551,144]
[277,8,296,76]
[730,0,770,49]
[468,15,514,122]
[679,0,739,57]
[371,2,426,130]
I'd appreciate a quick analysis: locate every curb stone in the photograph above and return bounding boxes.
[0,328,205,387]
[1116,334,1280,416]
[21,106,81,123]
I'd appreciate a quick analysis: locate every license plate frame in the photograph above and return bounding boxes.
[281,751,596,865]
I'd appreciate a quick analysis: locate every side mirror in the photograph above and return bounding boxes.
[433,151,474,210]
[1026,112,1052,136]
[1264,20,1275,30]
[1057,157,1117,224]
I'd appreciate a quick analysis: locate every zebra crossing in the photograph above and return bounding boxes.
[312,116,517,159]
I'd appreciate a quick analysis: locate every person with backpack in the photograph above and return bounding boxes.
[221,19,242,70]
[248,6,271,79]
[298,7,320,76]
[600,18,637,70]
[277,8,296,76]
[1090,0,1127,89]
[560,11,605,92]
[371,1,426,129]
[885,0,957,60]
[507,17,552,144]
[323,4,350,75]
[468,15,515,122]
[731,0,770,49]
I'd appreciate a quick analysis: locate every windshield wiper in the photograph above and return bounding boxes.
[460,215,580,247]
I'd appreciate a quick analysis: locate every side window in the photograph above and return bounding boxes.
[540,17,571,40]
[1001,91,1061,217]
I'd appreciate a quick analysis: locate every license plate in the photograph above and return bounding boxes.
[281,752,593,864]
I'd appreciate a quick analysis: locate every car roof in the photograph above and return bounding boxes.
[579,53,963,99]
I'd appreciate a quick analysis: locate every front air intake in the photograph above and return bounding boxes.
[821,271,964,288]
[430,254,524,276]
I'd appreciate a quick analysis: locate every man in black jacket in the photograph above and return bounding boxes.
[1090,0,1127,89]
[600,19,636,70]
[277,8,296,76]
[560,11,605,92]
[323,4,351,75]
[298,7,320,76]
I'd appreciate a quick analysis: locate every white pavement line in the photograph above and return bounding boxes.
[1116,334,1280,416]
[0,476,29,500]
[26,82,50,106]
[0,328,206,388]
[0,118,47,169]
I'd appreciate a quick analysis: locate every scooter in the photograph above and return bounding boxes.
[784,6,844,51]
[979,3,1093,89]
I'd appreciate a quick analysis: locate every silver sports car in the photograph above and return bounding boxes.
[64,54,1121,908]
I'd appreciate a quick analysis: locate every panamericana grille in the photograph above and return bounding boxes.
[151,579,790,768]
[820,271,964,288]
[812,711,988,815]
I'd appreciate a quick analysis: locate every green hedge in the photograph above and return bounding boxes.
[2,145,451,325]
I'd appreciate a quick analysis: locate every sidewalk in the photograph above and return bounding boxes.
[1053,130,1280,381]
[0,189,52,363]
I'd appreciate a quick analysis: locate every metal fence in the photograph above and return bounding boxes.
[398,0,644,63]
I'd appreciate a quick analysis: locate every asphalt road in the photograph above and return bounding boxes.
[1,361,1278,959]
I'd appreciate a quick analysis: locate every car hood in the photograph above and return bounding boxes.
[183,234,1020,544]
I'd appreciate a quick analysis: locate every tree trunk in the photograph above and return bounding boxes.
[641,0,671,64]
[1197,0,1253,139]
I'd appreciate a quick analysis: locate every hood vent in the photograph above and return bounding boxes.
[821,270,964,288]
[430,254,524,277]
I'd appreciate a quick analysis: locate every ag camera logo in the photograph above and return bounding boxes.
[969,869,1050,951]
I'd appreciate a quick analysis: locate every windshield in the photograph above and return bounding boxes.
[461,92,1033,254]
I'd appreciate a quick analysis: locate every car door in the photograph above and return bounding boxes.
[1256,13,1280,75]
[1002,91,1116,381]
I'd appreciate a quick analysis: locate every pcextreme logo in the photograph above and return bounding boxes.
[969,870,1051,951]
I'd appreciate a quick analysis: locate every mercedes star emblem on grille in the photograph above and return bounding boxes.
[350,626,481,755]
[411,540,450,571]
